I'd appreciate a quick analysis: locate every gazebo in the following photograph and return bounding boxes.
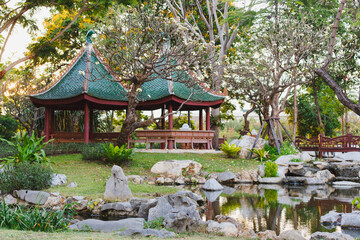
[30,39,226,149]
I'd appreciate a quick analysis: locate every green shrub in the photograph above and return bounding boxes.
[352,197,360,210]
[0,132,52,166]
[144,217,164,230]
[101,143,133,165]
[0,114,18,140]
[220,141,241,158]
[0,162,53,194]
[82,144,104,161]
[265,140,298,161]
[0,201,71,232]
[264,160,278,178]
[290,158,302,162]
[248,148,269,162]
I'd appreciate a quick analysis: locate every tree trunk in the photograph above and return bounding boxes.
[211,107,220,149]
[312,78,324,134]
[116,84,154,147]
[240,105,256,136]
[292,86,298,142]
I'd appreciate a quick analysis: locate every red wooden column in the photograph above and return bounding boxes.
[168,104,173,149]
[44,107,50,142]
[161,106,166,149]
[199,109,203,130]
[89,108,94,141]
[206,107,210,130]
[50,108,55,135]
[84,103,90,143]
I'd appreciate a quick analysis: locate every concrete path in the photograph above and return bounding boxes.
[133,149,222,154]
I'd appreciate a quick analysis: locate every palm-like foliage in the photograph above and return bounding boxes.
[220,141,241,158]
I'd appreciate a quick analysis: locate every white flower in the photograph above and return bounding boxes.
[147,94,151,98]
[78,70,85,76]
[136,88,142,92]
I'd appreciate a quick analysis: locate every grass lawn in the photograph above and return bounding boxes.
[48,152,260,199]
[0,229,242,240]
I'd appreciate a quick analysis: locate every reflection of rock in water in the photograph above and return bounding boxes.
[205,199,221,221]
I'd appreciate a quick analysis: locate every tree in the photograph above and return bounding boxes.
[227,7,327,145]
[315,0,360,116]
[95,4,216,146]
[2,67,45,134]
[164,0,257,148]
[0,0,118,79]
[285,81,343,137]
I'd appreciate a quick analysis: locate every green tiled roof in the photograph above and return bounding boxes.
[31,46,128,101]
[31,44,225,103]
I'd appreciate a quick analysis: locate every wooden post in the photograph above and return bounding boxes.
[84,103,90,143]
[188,110,191,128]
[89,108,93,141]
[161,106,165,149]
[168,104,173,149]
[199,109,203,130]
[206,107,210,130]
[269,119,281,154]
[44,107,50,142]
[247,120,266,159]
[50,108,55,135]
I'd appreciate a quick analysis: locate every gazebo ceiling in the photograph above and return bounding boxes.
[30,42,226,110]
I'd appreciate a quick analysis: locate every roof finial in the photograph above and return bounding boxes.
[86,29,96,44]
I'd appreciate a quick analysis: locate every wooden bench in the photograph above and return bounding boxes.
[295,134,360,158]
[92,132,118,143]
[127,130,168,149]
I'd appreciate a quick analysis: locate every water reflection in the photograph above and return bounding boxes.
[202,184,359,239]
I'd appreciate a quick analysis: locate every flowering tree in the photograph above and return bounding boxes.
[164,0,257,148]
[95,5,215,146]
[227,8,327,145]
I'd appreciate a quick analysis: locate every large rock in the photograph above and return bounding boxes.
[321,211,342,225]
[14,190,50,205]
[138,199,158,219]
[148,197,174,221]
[275,155,298,166]
[150,160,202,179]
[310,232,354,240]
[214,215,243,231]
[279,229,305,240]
[258,177,283,184]
[330,164,360,178]
[288,163,306,176]
[316,170,335,183]
[104,165,132,201]
[341,212,360,228]
[68,218,144,232]
[300,152,312,162]
[118,228,175,238]
[101,202,136,216]
[335,152,360,162]
[230,135,266,159]
[164,206,201,232]
[50,174,67,187]
[206,220,238,237]
[148,191,203,233]
[217,171,236,183]
[202,178,223,191]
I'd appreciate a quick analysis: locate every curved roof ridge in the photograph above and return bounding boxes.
[92,46,128,93]
[31,47,86,96]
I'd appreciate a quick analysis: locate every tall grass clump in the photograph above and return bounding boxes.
[0,201,71,232]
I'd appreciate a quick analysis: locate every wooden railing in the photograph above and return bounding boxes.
[50,130,215,150]
[295,134,360,158]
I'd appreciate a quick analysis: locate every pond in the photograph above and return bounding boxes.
[201,184,360,239]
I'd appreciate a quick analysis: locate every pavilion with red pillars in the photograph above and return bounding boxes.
[30,37,226,149]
